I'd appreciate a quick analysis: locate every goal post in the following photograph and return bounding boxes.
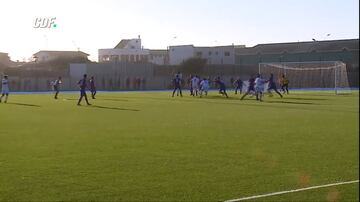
[258,61,351,95]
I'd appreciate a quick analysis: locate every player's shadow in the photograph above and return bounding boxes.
[90,105,139,112]
[6,102,41,107]
[283,97,328,101]
[265,100,316,105]
[200,95,240,100]
[102,98,129,102]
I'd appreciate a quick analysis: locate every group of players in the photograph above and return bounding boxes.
[0,72,289,105]
[171,72,290,102]
[0,74,97,106]
[172,74,230,98]
[52,74,97,105]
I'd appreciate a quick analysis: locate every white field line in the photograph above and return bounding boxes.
[225,180,359,202]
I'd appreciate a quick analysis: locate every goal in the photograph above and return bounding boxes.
[258,61,351,94]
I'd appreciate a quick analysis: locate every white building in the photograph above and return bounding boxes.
[169,45,236,65]
[168,45,195,65]
[98,37,168,65]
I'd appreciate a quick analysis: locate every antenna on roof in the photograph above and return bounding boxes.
[72,40,80,51]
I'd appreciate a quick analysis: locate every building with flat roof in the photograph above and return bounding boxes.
[169,45,236,65]
[99,37,169,65]
[33,50,89,63]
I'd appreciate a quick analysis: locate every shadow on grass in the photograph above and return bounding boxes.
[89,105,139,112]
[291,93,354,97]
[102,98,129,102]
[6,102,41,107]
[265,100,315,105]
[283,97,328,101]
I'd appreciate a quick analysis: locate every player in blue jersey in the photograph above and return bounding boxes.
[233,77,243,95]
[52,76,62,99]
[267,73,283,98]
[89,76,97,99]
[240,76,256,100]
[77,74,91,106]
[172,75,183,97]
[214,77,229,98]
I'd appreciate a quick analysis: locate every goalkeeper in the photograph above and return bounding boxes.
[280,74,289,94]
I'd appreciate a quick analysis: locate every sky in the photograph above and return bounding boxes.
[0,0,358,62]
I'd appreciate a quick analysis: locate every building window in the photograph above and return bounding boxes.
[224,52,230,56]
[196,52,202,57]
[102,55,110,62]
[215,51,218,55]
[208,51,212,56]
[131,46,135,49]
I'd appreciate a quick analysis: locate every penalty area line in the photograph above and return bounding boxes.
[224,179,359,202]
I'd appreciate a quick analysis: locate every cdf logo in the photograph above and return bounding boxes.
[33,17,57,28]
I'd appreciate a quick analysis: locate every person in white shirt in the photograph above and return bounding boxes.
[254,74,266,102]
[199,77,210,98]
[0,75,9,103]
[191,75,200,96]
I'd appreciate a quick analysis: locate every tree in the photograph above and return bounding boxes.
[178,57,207,75]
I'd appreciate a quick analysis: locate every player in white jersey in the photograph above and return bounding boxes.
[254,74,266,102]
[191,75,200,96]
[199,77,210,98]
[0,75,9,103]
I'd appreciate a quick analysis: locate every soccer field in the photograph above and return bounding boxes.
[0,91,358,201]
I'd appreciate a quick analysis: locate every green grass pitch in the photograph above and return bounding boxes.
[0,91,358,201]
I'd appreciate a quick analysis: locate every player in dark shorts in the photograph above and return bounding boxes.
[214,77,229,98]
[77,74,91,106]
[280,74,289,94]
[53,76,62,99]
[188,75,194,96]
[89,76,96,99]
[240,76,256,100]
[172,75,183,97]
[267,73,283,98]
[233,77,243,94]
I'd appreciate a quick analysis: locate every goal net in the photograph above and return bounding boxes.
[258,61,351,94]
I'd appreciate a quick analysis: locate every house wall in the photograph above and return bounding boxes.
[169,45,195,65]
[194,46,235,65]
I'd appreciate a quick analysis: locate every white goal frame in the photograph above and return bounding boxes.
[258,61,350,95]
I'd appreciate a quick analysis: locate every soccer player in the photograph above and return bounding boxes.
[191,75,200,96]
[52,76,62,99]
[175,72,182,80]
[90,76,97,99]
[77,74,91,106]
[254,74,266,101]
[280,74,289,94]
[214,77,229,98]
[172,74,183,97]
[0,75,9,103]
[267,73,283,98]
[240,76,256,100]
[233,77,243,94]
[188,75,194,96]
[199,77,210,98]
